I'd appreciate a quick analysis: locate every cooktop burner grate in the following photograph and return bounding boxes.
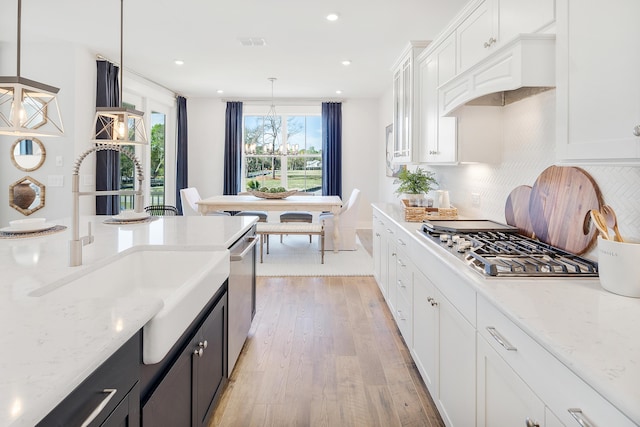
[420,225,598,278]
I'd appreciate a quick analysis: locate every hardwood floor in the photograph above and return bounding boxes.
[210,273,444,427]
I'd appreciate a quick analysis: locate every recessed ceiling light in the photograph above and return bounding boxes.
[336,90,342,94]
[326,13,339,21]
[174,59,184,65]
[217,89,224,94]
[341,60,351,66]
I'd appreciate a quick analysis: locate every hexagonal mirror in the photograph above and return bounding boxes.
[9,176,45,216]
[10,138,46,172]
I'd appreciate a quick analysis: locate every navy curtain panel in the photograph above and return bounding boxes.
[20,139,33,155]
[321,102,342,199]
[175,96,188,214]
[223,101,243,195]
[95,60,121,215]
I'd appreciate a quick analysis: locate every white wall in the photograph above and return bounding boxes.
[0,41,96,225]
[187,98,380,228]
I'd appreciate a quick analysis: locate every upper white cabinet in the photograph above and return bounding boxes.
[418,34,458,164]
[457,0,555,74]
[556,0,640,162]
[392,41,429,164]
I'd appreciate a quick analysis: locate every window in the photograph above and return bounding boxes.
[149,112,166,205]
[243,110,322,193]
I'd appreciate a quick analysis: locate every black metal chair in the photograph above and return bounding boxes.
[144,205,179,216]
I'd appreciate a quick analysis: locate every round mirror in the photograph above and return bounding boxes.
[9,176,45,216]
[10,138,46,172]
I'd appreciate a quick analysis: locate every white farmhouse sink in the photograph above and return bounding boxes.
[30,246,230,364]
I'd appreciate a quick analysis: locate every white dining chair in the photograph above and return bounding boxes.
[319,188,361,250]
[180,188,230,216]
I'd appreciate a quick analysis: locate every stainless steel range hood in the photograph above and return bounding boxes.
[439,34,556,116]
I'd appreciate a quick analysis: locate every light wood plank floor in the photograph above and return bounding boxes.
[210,273,444,426]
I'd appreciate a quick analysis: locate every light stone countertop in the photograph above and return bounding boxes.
[0,215,257,427]
[373,202,640,425]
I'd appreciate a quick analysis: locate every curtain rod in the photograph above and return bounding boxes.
[96,54,181,98]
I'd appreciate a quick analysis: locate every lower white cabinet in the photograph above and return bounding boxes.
[413,269,476,427]
[477,333,545,427]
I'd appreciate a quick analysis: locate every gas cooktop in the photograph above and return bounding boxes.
[419,222,599,278]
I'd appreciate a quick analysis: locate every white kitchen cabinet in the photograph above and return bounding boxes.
[456,0,554,74]
[372,212,383,287]
[477,333,545,427]
[372,210,396,305]
[418,33,458,164]
[477,295,637,427]
[392,41,429,164]
[556,0,640,161]
[393,230,414,344]
[412,269,476,427]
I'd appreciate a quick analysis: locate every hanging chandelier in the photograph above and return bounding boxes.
[264,77,281,153]
[90,0,148,145]
[0,0,65,137]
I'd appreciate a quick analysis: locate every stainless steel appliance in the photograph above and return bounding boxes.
[420,220,598,278]
[228,225,258,375]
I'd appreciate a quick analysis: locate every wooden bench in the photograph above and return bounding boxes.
[255,222,325,264]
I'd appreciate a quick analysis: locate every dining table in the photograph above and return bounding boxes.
[197,194,343,252]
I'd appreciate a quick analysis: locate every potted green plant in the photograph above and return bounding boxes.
[394,167,438,206]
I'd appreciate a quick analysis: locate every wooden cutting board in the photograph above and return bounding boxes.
[504,185,535,238]
[529,165,603,254]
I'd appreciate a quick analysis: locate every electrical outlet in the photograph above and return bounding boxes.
[471,193,481,207]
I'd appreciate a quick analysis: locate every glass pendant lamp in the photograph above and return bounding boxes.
[90,0,148,145]
[0,0,65,137]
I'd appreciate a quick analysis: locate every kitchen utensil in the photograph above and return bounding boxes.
[597,237,640,298]
[504,185,535,238]
[590,210,609,240]
[601,204,624,242]
[529,165,603,255]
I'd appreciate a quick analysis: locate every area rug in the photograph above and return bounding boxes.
[255,234,373,277]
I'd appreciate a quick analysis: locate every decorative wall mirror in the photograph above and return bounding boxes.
[9,176,45,216]
[10,138,46,172]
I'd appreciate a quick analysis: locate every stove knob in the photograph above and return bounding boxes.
[440,234,450,242]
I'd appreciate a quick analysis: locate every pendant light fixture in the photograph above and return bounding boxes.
[90,0,148,145]
[0,0,64,137]
[265,77,281,153]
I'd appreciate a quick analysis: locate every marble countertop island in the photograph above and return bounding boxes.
[0,215,256,427]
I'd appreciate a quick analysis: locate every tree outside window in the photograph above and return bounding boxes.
[243,114,322,193]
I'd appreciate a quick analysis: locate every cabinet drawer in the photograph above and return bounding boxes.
[395,286,413,345]
[38,332,141,427]
[477,296,635,427]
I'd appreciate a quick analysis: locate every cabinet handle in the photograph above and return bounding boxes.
[484,37,496,48]
[486,326,517,351]
[397,238,406,246]
[634,125,640,136]
[525,418,540,427]
[386,228,394,235]
[427,297,438,307]
[429,150,440,155]
[375,232,381,237]
[80,388,117,427]
[397,310,406,320]
[397,258,406,268]
[199,340,208,349]
[398,279,406,288]
[568,408,596,427]
[194,348,203,357]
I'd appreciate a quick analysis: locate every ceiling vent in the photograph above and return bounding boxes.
[238,37,266,47]
[439,34,555,116]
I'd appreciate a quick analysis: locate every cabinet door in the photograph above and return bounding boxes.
[437,289,476,427]
[193,292,227,427]
[457,0,497,72]
[498,0,554,45]
[557,0,640,160]
[142,344,194,426]
[412,271,438,393]
[477,335,545,427]
[372,214,383,289]
[419,34,458,164]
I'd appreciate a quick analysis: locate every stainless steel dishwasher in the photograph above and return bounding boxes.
[228,225,257,376]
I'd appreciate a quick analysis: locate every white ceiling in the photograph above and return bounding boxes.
[1,0,469,99]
